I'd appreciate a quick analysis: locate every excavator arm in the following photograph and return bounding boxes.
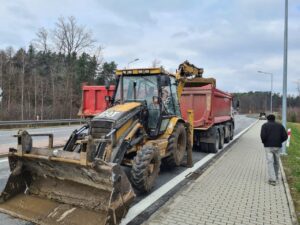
[176,60,216,98]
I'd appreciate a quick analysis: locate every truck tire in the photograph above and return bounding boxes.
[219,128,224,149]
[230,123,234,140]
[131,145,161,193]
[164,123,187,167]
[224,124,230,143]
[200,142,209,152]
[208,130,220,153]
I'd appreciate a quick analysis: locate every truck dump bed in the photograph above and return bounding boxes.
[80,85,115,117]
[180,84,232,129]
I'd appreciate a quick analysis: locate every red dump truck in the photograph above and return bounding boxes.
[180,83,234,153]
[79,85,115,117]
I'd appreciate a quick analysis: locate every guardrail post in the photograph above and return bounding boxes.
[48,134,53,149]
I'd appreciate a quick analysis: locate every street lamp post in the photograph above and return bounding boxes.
[127,58,139,68]
[257,71,273,113]
[282,0,288,155]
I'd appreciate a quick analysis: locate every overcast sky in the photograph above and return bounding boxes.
[0,0,299,94]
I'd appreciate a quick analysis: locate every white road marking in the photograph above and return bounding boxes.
[120,119,258,224]
[0,159,8,163]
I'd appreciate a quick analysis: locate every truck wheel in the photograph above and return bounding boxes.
[219,129,224,149]
[164,123,187,167]
[131,145,161,193]
[200,143,209,152]
[230,123,234,140]
[208,130,220,153]
[224,125,230,143]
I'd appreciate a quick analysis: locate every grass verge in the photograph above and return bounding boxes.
[281,122,300,222]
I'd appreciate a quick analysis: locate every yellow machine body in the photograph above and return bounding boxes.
[0,61,204,225]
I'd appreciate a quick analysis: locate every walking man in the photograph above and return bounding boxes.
[260,114,288,186]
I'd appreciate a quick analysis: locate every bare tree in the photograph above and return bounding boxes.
[21,49,26,120]
[94,45,104,65]
[33,27,50,53]
[53,16,96,55]
[0,52,4,109]
[296,80,300,96]
[6,47,14,113]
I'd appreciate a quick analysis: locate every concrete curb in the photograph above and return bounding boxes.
[280,159,299,225]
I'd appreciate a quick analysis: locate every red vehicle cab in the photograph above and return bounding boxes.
[79,85,115,118]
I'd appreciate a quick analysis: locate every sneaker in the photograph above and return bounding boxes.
[268,180,276,186]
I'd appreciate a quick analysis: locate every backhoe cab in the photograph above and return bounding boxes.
[113,68,181,137]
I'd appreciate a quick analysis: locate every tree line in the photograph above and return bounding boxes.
[0,17,299,122]
[0,17,116,121]
[233,92,300,122]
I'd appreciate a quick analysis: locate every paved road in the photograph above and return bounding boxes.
[0,125,81,153]
[0,114,256,224]
[145,121,293,225]
[0,114,253,151]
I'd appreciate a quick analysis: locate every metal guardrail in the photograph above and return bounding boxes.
[0,119,85,128]
[0,153,8,158]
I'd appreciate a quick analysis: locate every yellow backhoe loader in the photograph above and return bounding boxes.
[0,61,204,225]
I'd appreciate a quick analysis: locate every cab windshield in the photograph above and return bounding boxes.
[114,75,158,105]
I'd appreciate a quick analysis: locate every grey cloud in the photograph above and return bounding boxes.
[96,1,156,26]
[0,0,299,95]
[95,22,143,46]
[7,2,36,21]
[171,32,189,39]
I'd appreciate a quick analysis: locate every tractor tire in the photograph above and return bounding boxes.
[219,128,224,149]
[131,145,161,193]
[208,129,220,153]
[164,123,187,168]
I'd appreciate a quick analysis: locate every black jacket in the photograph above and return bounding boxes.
[260,121,288,147]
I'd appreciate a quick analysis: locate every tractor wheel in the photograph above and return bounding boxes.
[164,123,187,168]
[208,129,220,153]
[131,145,161,193]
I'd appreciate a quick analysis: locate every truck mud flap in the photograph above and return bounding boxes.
[0,155,135,225]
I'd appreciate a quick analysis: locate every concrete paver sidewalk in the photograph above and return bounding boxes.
[144,121,294,225]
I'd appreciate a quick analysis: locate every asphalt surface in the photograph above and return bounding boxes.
[0,114,256,225]
[0,125,82,152]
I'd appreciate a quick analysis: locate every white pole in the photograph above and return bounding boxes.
[282,0,288,155]
[270,74,273,113]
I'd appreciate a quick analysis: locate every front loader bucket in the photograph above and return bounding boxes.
[0,150,135,225]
